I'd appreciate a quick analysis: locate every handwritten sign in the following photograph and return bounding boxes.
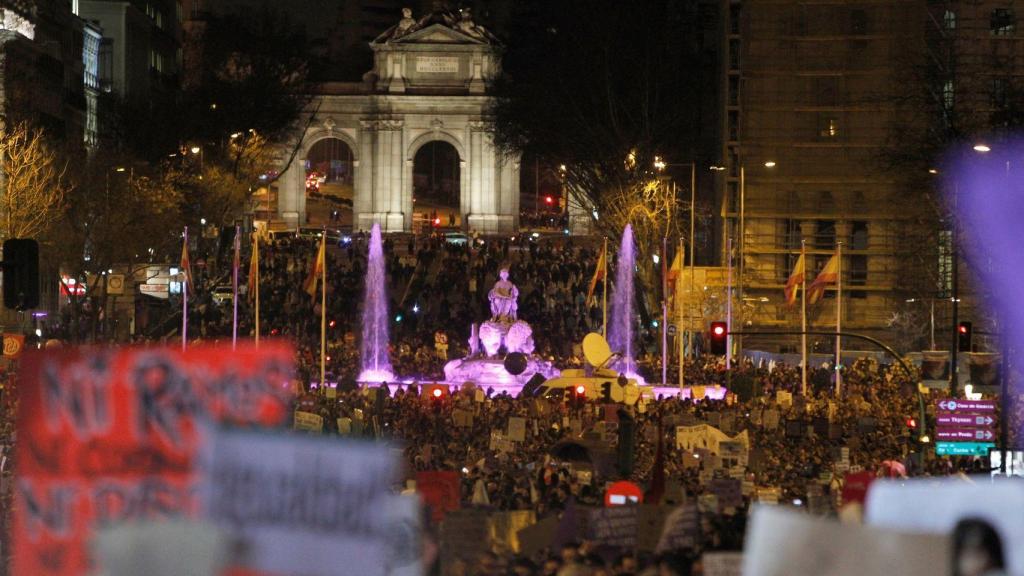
[507,416,527,442]
[294,410,324,433]
[13,344,295,576]
[588,506,638,548]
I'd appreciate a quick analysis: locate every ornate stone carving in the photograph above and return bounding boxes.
[359,119,405,130]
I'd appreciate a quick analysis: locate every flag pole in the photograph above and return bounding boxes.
[801,239,807,395]
[726,237,733,371]
[662,235,668,387]
[254,235,260,348]
[320,233,327,392]
[232,225,239,350]
[678,236,685,390]
[182,226,188,352]
[836,241,843,397]
[602,236,608,338]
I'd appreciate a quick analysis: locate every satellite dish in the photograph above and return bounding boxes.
[504,352,528,375]
[582,332,613,368]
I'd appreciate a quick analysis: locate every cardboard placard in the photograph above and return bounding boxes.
[294,410,324,433]
[656,505,700,552]
[507,417,527,442]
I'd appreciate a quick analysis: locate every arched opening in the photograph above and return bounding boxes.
[412,141,461,230]
[518,152,567,230]
[305,137,355,227]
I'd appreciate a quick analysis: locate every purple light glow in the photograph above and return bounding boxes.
[608,224,636,375]
[945,140,1022,436]
[357,223,395,384]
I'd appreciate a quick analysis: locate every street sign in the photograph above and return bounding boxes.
[936,442,995,457]
[936,414,995,427]
[936,399,995,413]
[936,428,995,442]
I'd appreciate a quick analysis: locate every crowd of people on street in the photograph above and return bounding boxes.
[12,230,1022,576]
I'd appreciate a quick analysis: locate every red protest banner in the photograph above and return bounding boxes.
[13,343,295,576]
[416,470,461,524]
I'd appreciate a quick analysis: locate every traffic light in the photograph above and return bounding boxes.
[3,239,39,310]
[601,381,613,402]
[709,321,728,355]
[905,417,917,430]
[957,321,973,352]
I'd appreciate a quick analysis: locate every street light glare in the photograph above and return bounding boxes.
[764,161,777,168]
[115,167,126,172]
[928,168,939,174]
[190,146,201,154]
[973,144,991,153]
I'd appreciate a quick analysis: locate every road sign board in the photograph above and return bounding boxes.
[936,399,995,413]
[936,428,995,442]
[936,414,995,427]
[936,442,995,457]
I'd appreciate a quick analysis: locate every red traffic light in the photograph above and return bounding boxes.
[545,195,554,204]
[712,324,726,336]
[709,321,728,355]
[576,384,586,395]
[328,319,336,328]
[433,217,441,226]
[432,388,443,398]
[958,324,968,334]
[905,417,917,429]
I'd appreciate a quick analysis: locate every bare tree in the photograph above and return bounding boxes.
[0,121,67,240]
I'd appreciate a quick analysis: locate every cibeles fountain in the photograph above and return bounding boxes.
[443,266,559,389]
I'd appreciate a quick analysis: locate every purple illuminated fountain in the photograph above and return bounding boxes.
[608,224,639,378]
[358,223,395,383]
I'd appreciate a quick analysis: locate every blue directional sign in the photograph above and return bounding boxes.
[936,441,995,457]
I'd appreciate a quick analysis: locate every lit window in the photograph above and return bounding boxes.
[943,10,956,30]
[943,80,955,110]
[991,9,1015,36]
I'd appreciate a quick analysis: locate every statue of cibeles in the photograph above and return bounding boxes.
[488,267,518,322]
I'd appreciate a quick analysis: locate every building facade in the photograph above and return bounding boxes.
[721,0,924,352]
[274,7,521,234]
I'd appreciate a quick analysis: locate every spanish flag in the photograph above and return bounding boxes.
[586,245,606,307]
[180,235,193,289]
[783,248,805,306]
[808,252,839,304]
[303,235,326,302]
[247,235,259,303]
[666,251,682,286]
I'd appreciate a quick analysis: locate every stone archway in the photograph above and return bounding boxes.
[304,135,357,227]
[405,131,467,231]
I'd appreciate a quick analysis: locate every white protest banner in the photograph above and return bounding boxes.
[743,506,947,576]
[507,417,527,442]
[866,479,1024,576]
[95,520,228,576]
[702,551,743,576]
[676,424,749,454]
[199,429,418,576]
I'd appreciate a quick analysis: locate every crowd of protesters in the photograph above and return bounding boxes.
[14,230,1023,576]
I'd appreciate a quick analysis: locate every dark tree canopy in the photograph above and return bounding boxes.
[491,0,720,197]
[115,6,316,161]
